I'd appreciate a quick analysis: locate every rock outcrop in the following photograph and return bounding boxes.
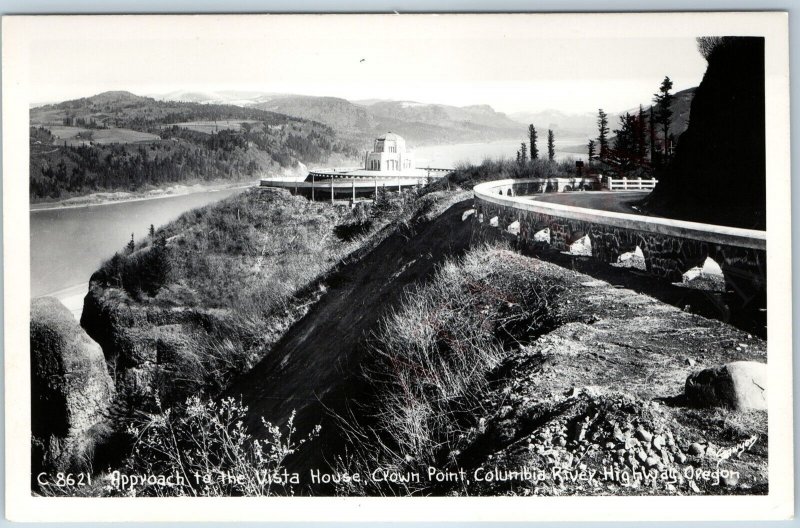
[643,37,765,229]
[685,361,767,410]
[80,279,269,407]
[30,297,114,472]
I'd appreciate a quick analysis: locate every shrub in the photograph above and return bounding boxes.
[341,245,562,494]
[124,396,319,496]
[121,235,172,298]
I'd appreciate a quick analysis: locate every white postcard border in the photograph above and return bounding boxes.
[2,12,792,522]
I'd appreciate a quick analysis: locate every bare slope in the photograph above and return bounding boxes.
[224,194,475,462]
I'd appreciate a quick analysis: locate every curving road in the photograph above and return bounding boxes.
[527,190,652,215]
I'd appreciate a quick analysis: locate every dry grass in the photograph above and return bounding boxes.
[338,245,562,495]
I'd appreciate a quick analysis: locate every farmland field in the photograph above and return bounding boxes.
[170,119,261,133]
[44,125,160,146]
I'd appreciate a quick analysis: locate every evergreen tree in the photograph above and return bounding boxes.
[587,139,596,165]
[149,224,155,238]
[547,130,555,161]
[528,124,538,160]
[597,109,610,161]
[519,142,528,164]
[611,113,641,171]
[127,233,135,253]
[143,234,172,296]
[649,106,657,164]
[108,253,123,287]
[636,105,648,160]
[653,76,674,160]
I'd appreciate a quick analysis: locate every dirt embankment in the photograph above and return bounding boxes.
[454,251,766,496]
[224,195,476,464]
[317,238,767,497]
[223,195,766,496]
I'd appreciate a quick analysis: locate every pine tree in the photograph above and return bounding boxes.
[519,142,528,164]
[597,109,609,161]
[653,76,674,160]
[547,130,555,161]
[636,105,648,160]
[612,113,639,171]
[528,124,538,160]
[649,106,657,164]
[127,233,135,253]
[587,140,596,165]
[149,224,155,238]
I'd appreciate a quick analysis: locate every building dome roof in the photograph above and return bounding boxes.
[376,132,403,141]
[372,132,408,154]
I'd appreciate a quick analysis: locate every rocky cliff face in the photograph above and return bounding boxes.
[30,297,114,472]
[79,281,259,408]
[643,37,765,229]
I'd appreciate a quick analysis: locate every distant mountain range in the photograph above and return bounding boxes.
[31,86,697,175]
[148,91,526,147]
[509,109,598,138]
[155,90,281,107]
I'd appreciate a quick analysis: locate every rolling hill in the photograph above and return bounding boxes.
[29,91,360,201]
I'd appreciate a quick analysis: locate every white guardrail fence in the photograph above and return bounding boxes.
[607,177,658,191]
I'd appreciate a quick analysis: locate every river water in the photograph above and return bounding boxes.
[413,138,587,168]
[31,188,247,316]
[30,139,588,318]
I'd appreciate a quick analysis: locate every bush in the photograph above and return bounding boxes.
[123,396,319,496]
[340,245,562,494]
[121,236,172,298]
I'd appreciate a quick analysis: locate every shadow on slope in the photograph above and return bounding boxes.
[224,196,476,477]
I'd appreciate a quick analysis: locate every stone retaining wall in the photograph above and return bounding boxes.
[473,179,767,310]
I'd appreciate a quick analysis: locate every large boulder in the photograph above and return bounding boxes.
[684,361,767,410]
[30,297,115,472]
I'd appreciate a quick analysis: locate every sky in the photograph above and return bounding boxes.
[25,15,709,115]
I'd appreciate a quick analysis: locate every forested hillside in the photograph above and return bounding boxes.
[29,91,360,201]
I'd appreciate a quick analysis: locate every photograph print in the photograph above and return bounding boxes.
[4,11,792,522]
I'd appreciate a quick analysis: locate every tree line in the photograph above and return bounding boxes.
[516,125,557,165]
[29,122,357,200]
[590,76,675,177]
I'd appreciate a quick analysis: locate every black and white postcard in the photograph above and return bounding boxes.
[2,12,792,522]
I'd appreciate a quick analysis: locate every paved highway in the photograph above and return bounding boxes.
[528,191,652,215]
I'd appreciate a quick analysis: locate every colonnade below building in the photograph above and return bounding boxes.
[260,175,435,203]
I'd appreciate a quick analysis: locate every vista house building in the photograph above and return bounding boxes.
[364,132,415,172]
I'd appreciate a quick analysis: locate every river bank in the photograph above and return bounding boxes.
[30,180,259,212]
